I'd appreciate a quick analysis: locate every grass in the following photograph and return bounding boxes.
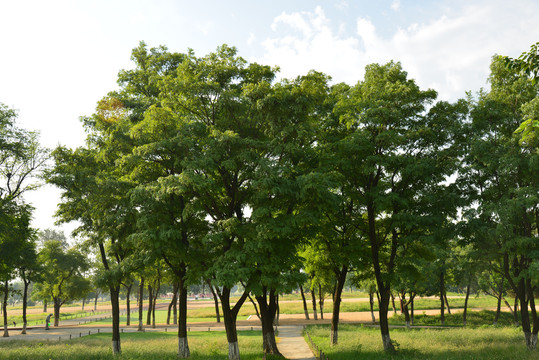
[388,310,516,328]
[1,310,110,327]
[0,330,282,359]
[305,323,539,360]
[88,310,249,326]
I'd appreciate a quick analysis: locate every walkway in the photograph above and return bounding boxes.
[277,325,315,360]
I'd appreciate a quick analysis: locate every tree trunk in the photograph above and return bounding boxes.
[318,284,324,320]
[256,288,281,356]
[146,285,153,326]
[369,290,376,322]
[2,280,9,338]
[173,286,178,325]
[402,298,411,329]
[43,299,47,313]
[53,298,61,327]
[493,278,503,325]
[378,287,394,352]
[138,277,144,331]
[410,296,414,325]
[440,270,445,326]
[219,286,249,360]
[167,282,178,325]
[310,288,318,320]
[94,292,99,311]
[330,265,347,346]
[21,278,29,335]
[125,284,132,326]
[82,297,85,311]
[110,285,122,355]
[444,292,451,315]
[152,278,160,329]
[299,284,310,320]
[390,292,397,315]
[514,296,520,327]
[463,279,471,326]
[177,274,190,358]
[206,281,220,323]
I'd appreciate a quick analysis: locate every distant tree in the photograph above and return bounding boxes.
[33,240,90,326]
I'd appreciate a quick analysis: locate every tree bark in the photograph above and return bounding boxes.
[219,286,249,360]
[299,284,310,320]
[310,288,318,320]
[444,292,451,315]
[330,265,347,345]
[138,277,144,331]
[82,297,85,311]
[410,296,414,325]
[256,288,281,356]
[514,296,520,327]
[390,292,397,315]
[318,284,324,320]
[152,277,160,329]
[43,299,47,313]
[53,298,61,327]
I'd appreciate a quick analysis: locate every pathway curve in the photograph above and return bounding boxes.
[277,325,315,360]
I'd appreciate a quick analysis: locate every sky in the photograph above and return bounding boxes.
[1,0,538,239]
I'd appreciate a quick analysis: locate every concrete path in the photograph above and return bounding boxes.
[277,325,315,360]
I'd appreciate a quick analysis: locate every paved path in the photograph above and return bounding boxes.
[277,325,315,360]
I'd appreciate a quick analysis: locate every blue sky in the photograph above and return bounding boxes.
[1,0,538,235]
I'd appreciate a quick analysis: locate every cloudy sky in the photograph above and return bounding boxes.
[1,0,538,236]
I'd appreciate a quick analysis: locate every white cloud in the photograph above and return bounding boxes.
[247,32,256,46]
[391,0,401,11]
[256,1,539,101]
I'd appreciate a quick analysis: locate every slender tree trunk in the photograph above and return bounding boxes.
[206,281,220,323]
[310,288,318,320]
[444,292,451,315]
[94,292,99,311]
[275,294,280,326]
[299,284,310,320]
[173,286,178,325]
[138,277,144,331]
[125,284,132,326]
[514,296,520,327]
[463,279,471,326]
[53,298,61,327]
[256,288,281,356]
[410,296,415,325]
[369,290,376,322]
[402,296,411,329]
[330,265,348,346]
[177,273,190,358]
[2,280,9,338]
[82,297,85,311]
[493,278,503,325]
[21,279,29,334]
[440,270,445,326]
[146,285,153,326]
[110,285,122,355]
[43,300,47,313]
[167,282,179,325]
[152,278,160,329]
[390,292,397,315]
[318,284,324,320]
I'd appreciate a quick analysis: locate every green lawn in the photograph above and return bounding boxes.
[388,310,515,327]
[0,330,281,359]
[88,310,249,326]
[305,324,539,360]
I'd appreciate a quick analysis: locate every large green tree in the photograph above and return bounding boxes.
[333,62,463,351]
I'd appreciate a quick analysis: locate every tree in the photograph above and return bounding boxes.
[33,240,90,327]
[459,57,539,350]
[333,62,463,351]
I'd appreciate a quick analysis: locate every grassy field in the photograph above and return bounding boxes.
[1,310,110,327]
[305,324,539,360]
[388,310,515,327]
[88,310,249,326]
[0,330,281,359]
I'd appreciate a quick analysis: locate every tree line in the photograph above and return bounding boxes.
[0,41,537,359]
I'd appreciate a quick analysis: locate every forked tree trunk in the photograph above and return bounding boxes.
[299,284,310,320]
[330,265,348,346]
[219,286,249,360]
[138,277,144,331]
[167,282,179,325]
[256,288,281,356]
